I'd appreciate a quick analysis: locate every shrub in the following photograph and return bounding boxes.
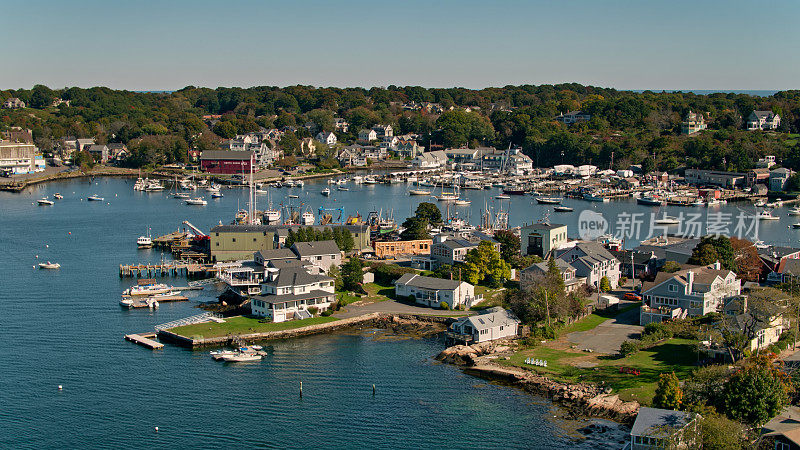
[618,276,628,287]
[439,301,450,310]
[321,310,333,317]
[620,340,640,356]
[308,306,319,316]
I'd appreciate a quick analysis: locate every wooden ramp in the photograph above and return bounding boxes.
[125,333,164,349]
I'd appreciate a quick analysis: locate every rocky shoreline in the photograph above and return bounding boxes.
[436,343,640,424]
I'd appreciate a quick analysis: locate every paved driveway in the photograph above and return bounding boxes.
[566,303,643,354]
[333,300,474,319]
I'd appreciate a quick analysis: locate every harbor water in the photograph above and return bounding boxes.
[3,176,791,448]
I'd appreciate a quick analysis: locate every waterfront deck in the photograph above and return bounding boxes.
[124,333,164,349]
[119,261,206,277]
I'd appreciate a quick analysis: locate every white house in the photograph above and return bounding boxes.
[358,129,378,142]
[555,241,621,289]
[449,307,520,343]
[412,150,448,168]
[747,110,781,130]
[315,131,337,147]
[394,273,479,309]
[250,267,336,322]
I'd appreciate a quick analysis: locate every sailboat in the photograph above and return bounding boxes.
[434,182,459,201]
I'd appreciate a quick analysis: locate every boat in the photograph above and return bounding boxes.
[137,228,152,249]
[133,178,147,191]
[789,207,800,216]
[754,199,767,207]
[454,200,471,206]
[553,206,574,212]
[536,197,562,205]
[37,197,54,206]
[205,184,221,194]
[185,197,207,206]
[408,189,431,196]
[321,188,331,196]
[503,188,526,196]
[637,196,663,206]
[706,198,726,206]
[38,261,60,269]
[337,186,349,191]
[122,281,172,296]
[53,193,63,200]
[173,192,191,199]
[288,194,299,199]
[653,214,680,225]
[352,176,364,184]
[87,195,104,201]
[690,199,705,206]
[758,210,779,221]
[211,192,224,198]
[495,195,511,200]
[753,240,769,249]
[792,223,800,229]
[214,347,264,362]
[582,192,609,202]
[295,180,304,188]
[145,179,164,191]
[300,211,315,225]
[436,193,460,201]
[363,176,378,184]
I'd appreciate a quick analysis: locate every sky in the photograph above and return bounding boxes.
[1,0,798,91]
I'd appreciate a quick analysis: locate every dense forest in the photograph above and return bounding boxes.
[3,84,800,172]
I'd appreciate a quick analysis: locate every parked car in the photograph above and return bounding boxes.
[623,292,642,302]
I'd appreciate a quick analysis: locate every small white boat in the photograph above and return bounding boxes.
[123,282,172,296]
[185,197,207,206]
[654,214,680,225]
[53,193,63,200]
[337,186,349,191]
[363,176,378,184]
[435,194,460,201]
[38,261,61,269]
[288,194,299,199]
[759,210,779,221]
[789,207,800,216]
[211,192,224,198]
[792,223,800,229]
[755,199,767,207]
[553,206,573,212]
[205,184,221,194]
[408,189,431,196]
[221,353,263,362]
[454,200,471,206]
[173,192,191,199]
[137,235,152,248]
[321,188,331,196]
[495,195,511,200]
[87,195,104,201]
[37,198,54,206]
[536,197,562,205]
[690,199,705,206]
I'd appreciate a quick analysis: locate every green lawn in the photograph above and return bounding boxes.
[337,281,395,306]
[169,315,338,339]
[503,338,698,404]
[561,303,639,335]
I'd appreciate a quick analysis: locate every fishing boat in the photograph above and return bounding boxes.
[454,200,471,206]
[553,206,574,212]
[38,261,61,269]
[495,194,511,200]
[137,228,152,249]
[37,197,54,205]
[300,211,315,225]
[789,207,800,216]
[321,187,331,196]
[87,195,104,201]
[758,210,779,221]
[637,196,663,206]
[653,213,680,225]
[582,192,609,202]
[185,197,207,206]
[53,193,63,200]
[408,189,431,196]
[536,197,562,205]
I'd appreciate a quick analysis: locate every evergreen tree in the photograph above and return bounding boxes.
[653,372,683,410]
[341,257,364,292]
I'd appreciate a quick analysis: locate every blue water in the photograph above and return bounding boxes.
[0,177,631,448]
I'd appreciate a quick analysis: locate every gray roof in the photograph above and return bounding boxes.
[457,307,519,331]
[291,240,340,257]
[200,150,254,161]
[437,239,478,251]
[631,407,695,437]
[395,273,465,291]
[523,258,575,275]
[255,248,297,262]
[265,267,332,288]
[268,259,311,269]
[523,223,566,231]
[251,289,333,305]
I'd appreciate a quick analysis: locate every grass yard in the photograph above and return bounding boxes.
[169,315,338,339]
[503,338,698,404]
[338,281,395,306]
[561,303,640,335]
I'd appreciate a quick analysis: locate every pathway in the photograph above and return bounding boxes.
[565,302,643,354]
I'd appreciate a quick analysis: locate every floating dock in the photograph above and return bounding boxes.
[124,333,164,349]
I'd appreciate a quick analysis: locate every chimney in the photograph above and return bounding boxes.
[686,270,694,293]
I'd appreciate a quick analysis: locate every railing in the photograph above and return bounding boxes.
[155,312,223,331]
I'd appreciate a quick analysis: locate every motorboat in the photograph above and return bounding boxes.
[553,206,574,212]
[185,197,207,206]
[754,199,767,207]
[536,197,562,205]
[206,184,221,194]
[137,234,153,249]
[321,188,331,196]
[87,195,104,201]
[363,176,378,184]
[123,282,172,296]
[753,240,770,249]
[582,192,608,202]
[145,180,164,191]
[792,223,800,229]
[37,197,54,206]
[454,200,471,206]
[295,180,304,188]
[337,186,349,191]
[789,207,800,216]
[53,193,63,200]
[408,189,431,196]
[637,196,663,206]
[211,192,224,198]
[288,194,299,199]
[38,261,61,269]
[653,214,680,225]
[173,192,191,199]
[690,199,705,206]
[134,178,147,191]
[758,210,779,221]
[495,195,511,200]
[213,347,265,362]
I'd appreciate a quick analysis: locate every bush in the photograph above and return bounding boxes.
[620,340,640,356]
[308,306,319,316]
[439,301,450,310]
[371,262,415,284]
[618,276,628,287]
[321,309,333,317]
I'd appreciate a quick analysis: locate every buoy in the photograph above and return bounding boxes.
[300,381,303,397]
[372,384,376,395]
[68,232,71,235]
[58,385,62,390]
[45,244,49,248]
[155,427,159,432]
[35,255,39,258]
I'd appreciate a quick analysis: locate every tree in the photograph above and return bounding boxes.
[213,121,236,139]
[697,413,748,450]
[494,230,521,265]
[688,235,736,271]
[400,216,430,240]
[729,237,762,281]
[414,202,442,224]
[599,276,611,292]
[653,372,683,410]
[328,265,342,291]
[662,261,682,273]
[464,241,511,287]
[721,355,789,425]
[341,258,364,292]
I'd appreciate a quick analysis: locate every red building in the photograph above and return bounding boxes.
[200,150,254,174]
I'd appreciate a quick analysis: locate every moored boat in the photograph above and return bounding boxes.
[53,193,63,200]
[38,261,61,269]
[87,195,104,201]
[758,210,779,221]
[637,196,663,206]
[408,189,431,196]
[536,197,562,205]
[789,207,800,216]
[553,206,574,212]
[37,197,54,205]
[185,197,207,205]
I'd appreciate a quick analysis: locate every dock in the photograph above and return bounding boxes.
[124,333,164,349]
[119,261,206,278]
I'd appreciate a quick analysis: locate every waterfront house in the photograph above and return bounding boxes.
[315,131,337,147]
[254,248,299,267]
[431,238,479,267]
[555,242,621,289]
[770,168,793,191]
[76,138,95,152]
[444,148,480,165]
[448,307,520,343]
[747,110,781,130]
[358,128,378,142]
[2,97,25,109]
[554,110,591,125]
[200,150,254,174]
[681,110,708,135]
[520,223,568,258]
[394,273,478,309]
[372,239,431,259]
[86,144,109,163]
[396,138,423,158]
[290,240,341,273]
[761,406,800,450]
[250,267,336,322]
[107,143,128,160]
[412,150,448,168]
[628,407,699,449]
[748,167,771,186]
[684,169,746,188]
[0,140,36,175]
[520,258,585,293]
[639,263,741,326]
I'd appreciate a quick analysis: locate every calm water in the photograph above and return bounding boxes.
[0,177,636,449]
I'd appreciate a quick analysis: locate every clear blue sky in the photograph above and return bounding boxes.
[2,0,798,91]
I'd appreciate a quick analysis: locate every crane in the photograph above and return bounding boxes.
[318,206,345,225]
[182,220,209,243]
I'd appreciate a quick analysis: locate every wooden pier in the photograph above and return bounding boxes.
[119,261,205,278]
[124,333,164,349]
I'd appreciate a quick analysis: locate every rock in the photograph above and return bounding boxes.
[436,345,481,365]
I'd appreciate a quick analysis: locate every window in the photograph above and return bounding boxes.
[232,238,236,243]
[668,284,677,292]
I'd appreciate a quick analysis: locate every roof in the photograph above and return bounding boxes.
[255,248,297,262]
[456,307,519,331]
[436,239,478,251]
[200,150,254,161]
[522,223,566,231]
[610,250,655,265]
[751,110,777,119]
[264,267,332,288]
[762,406,800,446]
[268,259,311,269]
[395,273,466,291]
[642,264,734,294]
[523,258,575,274]
[291,240,340,257]
[252,289,333,305]
[631,407,695,438]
